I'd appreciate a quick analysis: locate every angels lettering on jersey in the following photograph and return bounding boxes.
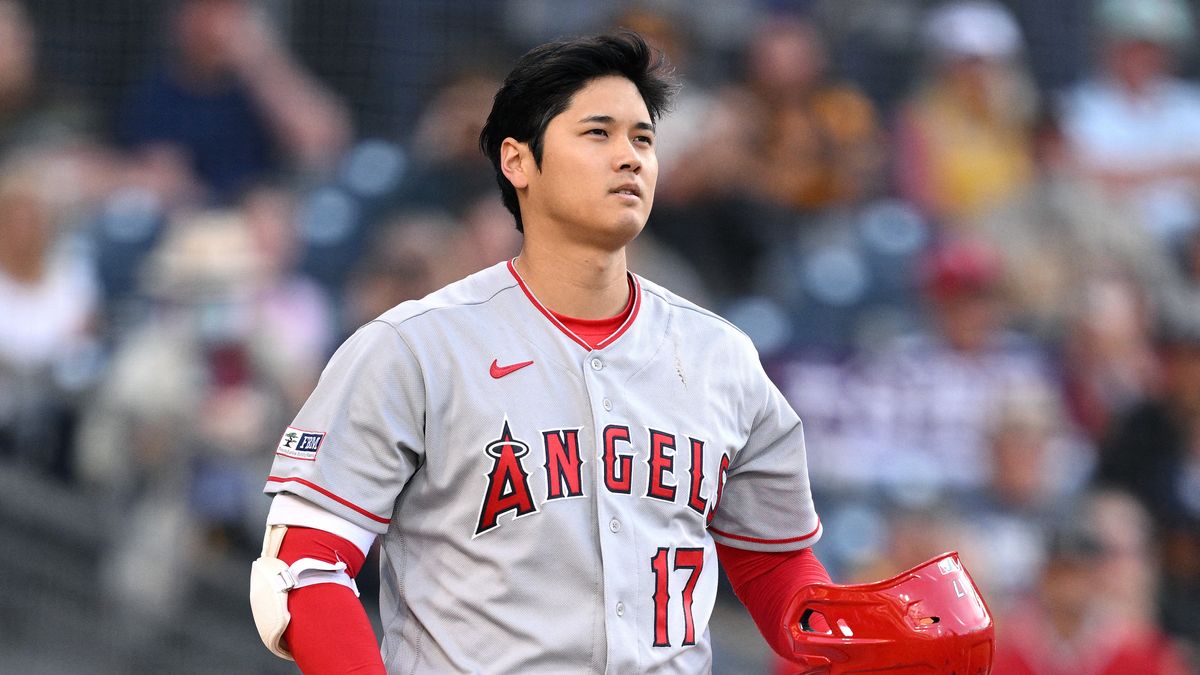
[475,418,730,537]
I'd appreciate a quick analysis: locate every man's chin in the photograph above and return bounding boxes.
[601,217,647,249]
[546,211,648,251]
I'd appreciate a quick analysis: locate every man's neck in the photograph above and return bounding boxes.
[514,238,630,319]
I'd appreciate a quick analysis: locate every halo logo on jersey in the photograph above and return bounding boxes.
[276,426,325,460]
[475,420,538,535]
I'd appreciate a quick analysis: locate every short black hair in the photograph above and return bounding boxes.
[479,31,676,232]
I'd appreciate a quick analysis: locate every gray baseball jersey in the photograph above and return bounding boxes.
[264,259,822,674]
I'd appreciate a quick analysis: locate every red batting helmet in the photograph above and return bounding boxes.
[783,551,994,674]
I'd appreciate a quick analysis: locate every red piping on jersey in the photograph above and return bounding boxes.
[506,258,641,351]
[267,476,391,524]
[709,519,822,545]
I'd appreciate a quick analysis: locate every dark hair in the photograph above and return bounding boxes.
[479,31,676,232]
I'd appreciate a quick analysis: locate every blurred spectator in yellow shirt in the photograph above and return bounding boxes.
[895,0,1037,230]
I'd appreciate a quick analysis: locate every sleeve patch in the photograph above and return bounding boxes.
[276,427,326,460]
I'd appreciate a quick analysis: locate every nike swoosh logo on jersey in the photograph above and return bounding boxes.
[490,359,534,378]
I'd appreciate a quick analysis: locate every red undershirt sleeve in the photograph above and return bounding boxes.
[716,543,832,661]
[277,527,386,675]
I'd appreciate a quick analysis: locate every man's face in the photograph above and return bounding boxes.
[1109,39,1172,90]
[175,0,243,76]
[520,75,658,250]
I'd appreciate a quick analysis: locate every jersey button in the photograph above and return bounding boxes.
[615,602,625,617]
[602,398,612,411]
[590,358,603,371]
[609,518,621,533]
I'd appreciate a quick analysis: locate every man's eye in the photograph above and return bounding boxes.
[587,129,608,137]
[635,135,654,145]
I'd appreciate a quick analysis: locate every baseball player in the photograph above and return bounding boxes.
[250,32,993,674]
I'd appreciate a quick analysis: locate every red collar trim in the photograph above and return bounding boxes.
[506,258,641,352]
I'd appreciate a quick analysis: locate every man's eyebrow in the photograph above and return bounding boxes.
[577,115,656,132]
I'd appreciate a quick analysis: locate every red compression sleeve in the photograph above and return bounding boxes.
[277,527,385,675]
[716,543,832,660]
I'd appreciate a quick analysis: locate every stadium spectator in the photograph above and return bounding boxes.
[237,181,336,398]
[1099,308,1200,647]
[668,12,885,211]
[850,238,1068,497]
[0,0,38,152]
[978,105,1169,340]
[957,384,1093,613]
[118,0,352,204]
[1099,310,1200,529]
[1087,490,1165,624]
[775,237,1077,504]
[443,194,523,285]
[1058,275,1161,442]
[1156,229,1200,350]
[992,492,1193,674]
[75,210,305,624]
[658,13,885,298]
[1059,0,1200,251]
[0,157,99,480]
[400,72,503,216]
[894,0,1037,230]
[341,208,460,339]
[0,0,98,156]
[0,0,136,218]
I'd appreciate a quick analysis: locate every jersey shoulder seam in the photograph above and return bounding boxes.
[639,283,751,340]
[373,277,519,332]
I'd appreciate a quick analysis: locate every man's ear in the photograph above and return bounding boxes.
[500,137,531,189]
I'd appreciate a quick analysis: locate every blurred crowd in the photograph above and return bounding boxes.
[2,0,1200,671]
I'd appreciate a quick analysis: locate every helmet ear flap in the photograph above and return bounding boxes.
[783,552,996,674]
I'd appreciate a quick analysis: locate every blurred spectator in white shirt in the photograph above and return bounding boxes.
[0,157,99,479]
[1060,0,1200,250]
